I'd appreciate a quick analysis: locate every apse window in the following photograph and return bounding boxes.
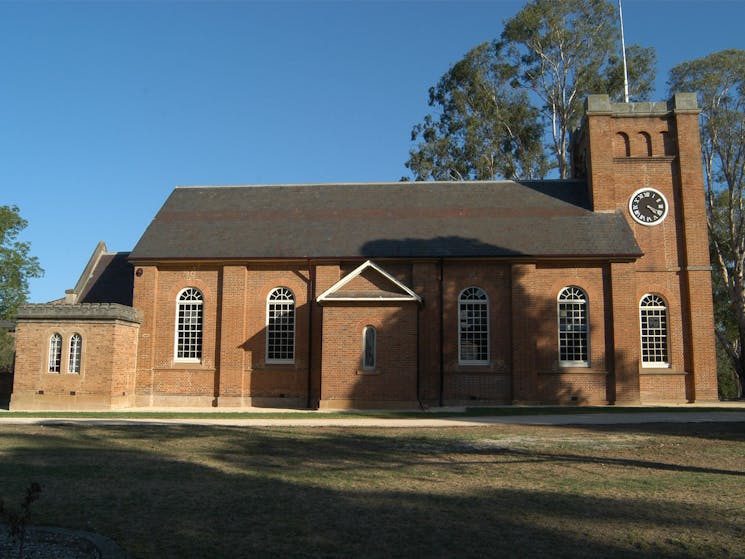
[68,333,82,374]
[48,333,62,373]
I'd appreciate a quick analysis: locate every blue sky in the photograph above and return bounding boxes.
[2,0,744,304]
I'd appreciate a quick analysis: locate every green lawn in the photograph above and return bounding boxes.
[0,405,743,419]
[0,422,743,558]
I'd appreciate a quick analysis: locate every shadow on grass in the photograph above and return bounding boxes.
[0,424,742,558]
[546,420,745,444]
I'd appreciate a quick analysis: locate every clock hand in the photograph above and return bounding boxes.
[645,203,662,216]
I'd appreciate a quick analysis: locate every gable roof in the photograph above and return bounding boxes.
[317,260,422,303]
[65,242,134,305]
[129,181,642,261]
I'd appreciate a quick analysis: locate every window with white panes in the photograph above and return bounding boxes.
[266,287,295,363]
[458,287,489,364]
[175,288,203,362]
[68,333,82,373]
[640,294,668,366]
[558,287,589,366]
[48,333,62,373]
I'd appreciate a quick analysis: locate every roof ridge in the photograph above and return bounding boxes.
[172,180,585,190]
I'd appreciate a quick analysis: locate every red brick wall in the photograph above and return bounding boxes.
[133,263,312,407]
[11,319,139,410]
[578,98,718,403]
[441,262,513,404]
[320,301,418,406]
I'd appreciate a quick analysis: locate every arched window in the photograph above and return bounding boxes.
[175,288,203,362]
[362,326,376,370]
[48,333,62,373]
[558,287,589,366]
[640,294,668,366]
[68,333,82,374]
[266,287,295,363]
[458,287,489,364]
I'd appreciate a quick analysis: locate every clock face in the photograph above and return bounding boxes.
[629,188,669,226]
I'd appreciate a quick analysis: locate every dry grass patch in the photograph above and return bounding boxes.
[0,422,743,558]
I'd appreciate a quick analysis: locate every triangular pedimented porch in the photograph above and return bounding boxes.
[316,260,420,409]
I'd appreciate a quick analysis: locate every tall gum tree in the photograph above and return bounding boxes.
[501,0,656,178]
[669,49,745,399]
[407,0,656,181]
[406,42,549,181]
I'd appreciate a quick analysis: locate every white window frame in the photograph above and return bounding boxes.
[558,286,589,367]
[174,287,203,363]
[48,333,62,373]
[362,326,376,370]
[640,293,669,368]
[68,333,82,374]
[266,287,295,364]
[458,287,489,365]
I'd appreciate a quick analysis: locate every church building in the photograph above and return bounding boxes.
[9,94,719,409]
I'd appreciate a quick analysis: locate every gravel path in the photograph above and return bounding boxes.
[0,526,127,558]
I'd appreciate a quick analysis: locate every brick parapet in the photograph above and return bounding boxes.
[15,303,141,324]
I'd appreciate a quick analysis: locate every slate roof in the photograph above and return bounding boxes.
[77,252,134,305]
[129,181,642,260]
[66,242,134,306]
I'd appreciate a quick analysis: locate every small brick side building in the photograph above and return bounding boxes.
[10,94,719,409]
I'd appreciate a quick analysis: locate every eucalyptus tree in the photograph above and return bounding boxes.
[407,0,656,181]
[406,42,549,181]
[669,49,745,398]
[501,0,656,178]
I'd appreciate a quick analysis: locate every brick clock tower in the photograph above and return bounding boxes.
[573,93,719,402]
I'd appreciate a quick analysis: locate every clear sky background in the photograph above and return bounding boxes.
[2,0,744,304]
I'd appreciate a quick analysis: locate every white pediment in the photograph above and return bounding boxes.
[317,260,422,303]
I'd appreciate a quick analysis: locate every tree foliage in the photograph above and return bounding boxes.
[669,49,745,399]
[0,205,43,373]
[0,205,43,320]
[501,0,656,178]
[407,0,656,181]
[406,42,549,181]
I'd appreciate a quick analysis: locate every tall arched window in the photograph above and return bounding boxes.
[362,326,376,370]
[458,287,489,364]
[266,287,295,363]
[175,288,203,362]
[68,333,82,374]
[48,333,62,373]
[640,294,668,366]
[558,287,589,366]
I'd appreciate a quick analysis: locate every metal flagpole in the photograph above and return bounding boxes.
[618,0,630,103]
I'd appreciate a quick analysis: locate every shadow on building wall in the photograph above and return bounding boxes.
[223,236,632,408]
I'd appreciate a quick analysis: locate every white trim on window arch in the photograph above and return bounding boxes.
[557,286,589,367]
[174,287,204,363]
[458,286,489,365]
[266,287,296,364]
[639,293,669,368]
[48,332,62,373]
[68,333,82,374]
